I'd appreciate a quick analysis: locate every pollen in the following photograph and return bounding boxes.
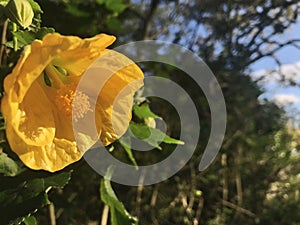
[55,83,92,121]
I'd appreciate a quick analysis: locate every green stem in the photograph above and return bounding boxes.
[12,22,18,51]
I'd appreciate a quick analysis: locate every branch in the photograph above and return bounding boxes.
[101,205,109,225]
[142,0,160,40]
[248,39,300,66]
[221,200,256,218]
[0,20,8,65]
[150,185,159,225]
[193,197,204,225]
[49,202,56,225]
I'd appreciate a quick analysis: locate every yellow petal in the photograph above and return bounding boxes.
[91,50,144,146]
[50,34,116,77]
[2,81,55,146]
[6,123,81,172]
[5,41,54,103]
[4,33,116,102]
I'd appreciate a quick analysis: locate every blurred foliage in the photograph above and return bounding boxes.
[0,0,300,224]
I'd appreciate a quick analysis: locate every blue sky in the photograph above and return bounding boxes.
[250,19,300,115]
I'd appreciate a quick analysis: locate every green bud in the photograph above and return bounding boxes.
[144,117,156,128]
[5,0,34,28]
[54,65,68,76]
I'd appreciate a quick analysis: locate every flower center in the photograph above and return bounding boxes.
[55,83,92,121]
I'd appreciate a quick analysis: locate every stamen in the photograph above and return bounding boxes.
[55,84,92,121]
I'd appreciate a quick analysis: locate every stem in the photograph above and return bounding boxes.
[193,197,204,225]
[0,19,8,65]
[150,185,159,225]
[49,202,56,225]
[135,173,145,219]
[221,153,228,225]
[101,205,109,225]
[235,146,243,209]
[12,22,18,51]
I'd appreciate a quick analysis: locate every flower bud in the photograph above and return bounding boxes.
[144,117,156,128]
[5,0,34,28]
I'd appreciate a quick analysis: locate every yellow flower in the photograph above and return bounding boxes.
[1,33,144,172]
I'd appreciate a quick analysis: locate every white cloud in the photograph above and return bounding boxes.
[273,94,300,106]
[251,61,300,85]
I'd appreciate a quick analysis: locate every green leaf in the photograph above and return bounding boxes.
[5,0,34,28]
[97,0,127,14]
[100,169,137,225]
[106,0,127,14]
[0,153,20,176]
[106,16,122,31]
[0,170,72,224]
[133,103,161,120]
[35,27,55,39]
[12,29,35,46]
[8,27,55,49]
[26,0,42,14]
[1,192,49,225]
[23,215,37,225]
[118,137,138,168]
[26,0,42,30]
[65,3,90,17]
[129,122,184,150]
[0,0,9,7]
[162,134,185,145]
[129,122,151,140]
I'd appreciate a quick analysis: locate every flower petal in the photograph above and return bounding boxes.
[6,122,81,172]
[2,81,55,146]
[92,51,144,146]
[51,34,116,77]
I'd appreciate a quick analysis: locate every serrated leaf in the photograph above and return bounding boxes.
[36,27,55,39]
[12,30,35,46]
[42,171,72,188]
[0,170,71,224]
[0,192,49,224]
[9,27,55,49]
[133,103,161,120]
[100,169,137,225]
[0,153,20,176]
[3,40,13,48]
